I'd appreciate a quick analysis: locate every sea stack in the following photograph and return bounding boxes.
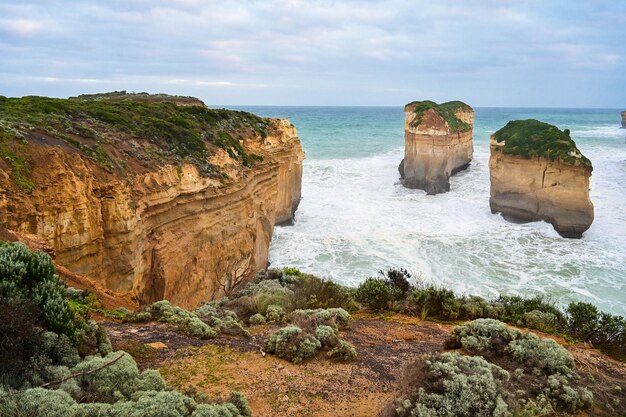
[399,100,473,194]
[489,119,594,238]
[621,111,626,128]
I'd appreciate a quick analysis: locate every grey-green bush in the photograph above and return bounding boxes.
[327,340,357,362]
[195,303,249,337]
[395,352,510,417]
[290,308,350,332]
[248,313,266,326]
[264,325,321,363]
[132,300,218,339]
[314,325,337,346]
[451,319,575,375]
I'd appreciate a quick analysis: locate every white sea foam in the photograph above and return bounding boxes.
[270,139,626,315]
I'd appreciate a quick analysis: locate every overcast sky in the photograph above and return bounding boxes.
[1,0,624,107]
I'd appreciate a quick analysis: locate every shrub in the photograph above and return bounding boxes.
[592,312,625,358]
[248,313,266,326]
[327,340,357,362]
[0,298,43,386]
[144,301,218,339]
[265,304,286,323]
[314,325,338,347]
[282,267,302,277]
[113,390,193,417]
[236,280,294,316]
[567,302,598,339]
[380,268,413,299]
[544,374,593,412]
[451,319,575,376]
[507,333,575,376]
[523,310,557,333]
[72,351,144,401]
[290,308,350,332]
[290,274,355,311]
[264,325,321,363]
[459,296,504,320]
[0,242,77,339]
[0,386,253,417]
[195,303,249,337]
[355,278,392,311]
[0,387,76,417]
[394,352,510,417]
[223,296,257,323]
[192,403,241,417]
[407,287,460,319]
[498,296,565,328]
[228,391,252,417]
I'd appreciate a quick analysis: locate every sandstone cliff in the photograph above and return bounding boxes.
[489,119,593,238]
[621,111,626,128]
[399,100,474,195]
[0,93,304,308]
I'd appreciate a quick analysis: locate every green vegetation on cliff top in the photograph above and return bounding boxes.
[493,119,592,169]
[0,93,270,190]
[406,100,472,133]
[70,90,204,105]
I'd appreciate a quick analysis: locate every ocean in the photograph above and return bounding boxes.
[227,106,626,315]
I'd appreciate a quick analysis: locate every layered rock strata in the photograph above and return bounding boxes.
[489,119,593,238]
[399,100,474,195]
[0,93,304,308]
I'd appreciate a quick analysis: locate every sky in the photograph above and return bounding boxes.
[0,0,625,107]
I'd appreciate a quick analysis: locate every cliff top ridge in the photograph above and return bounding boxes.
[404,100,473,133]
[0,93,274,191]
[493,119,592,169]
[70,91,206,106]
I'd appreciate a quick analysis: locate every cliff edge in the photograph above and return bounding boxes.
[0,92,304,308]
[489,119,593,238]
[399,100,474,195]
[621,110,626,128]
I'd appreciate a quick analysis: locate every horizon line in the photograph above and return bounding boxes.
[212,104,625,110]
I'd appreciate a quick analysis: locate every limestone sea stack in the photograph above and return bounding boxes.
[489,119,593,238]
[621,111,626,128]
[0,92,304,308]
[399,100,474,194]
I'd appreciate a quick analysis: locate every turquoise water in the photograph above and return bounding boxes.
[228,106,626,315]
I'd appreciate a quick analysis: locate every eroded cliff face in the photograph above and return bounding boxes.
[621,111,626,128]
[0,98,303,308]
[489,135,593,238]
[400,102,474,195]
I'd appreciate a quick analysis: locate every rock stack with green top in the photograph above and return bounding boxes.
[399,100,474,195]
[489,119,594,238]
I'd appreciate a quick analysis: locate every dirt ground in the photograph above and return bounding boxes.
[102,313,626,417]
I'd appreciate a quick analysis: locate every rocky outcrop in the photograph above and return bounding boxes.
[489,119,593,238]
[399,100,473,195]
[621,111,626,128]
[0,94,303,308]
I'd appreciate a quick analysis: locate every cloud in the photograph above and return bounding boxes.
[0,0,624,106]
[1,18,46,38]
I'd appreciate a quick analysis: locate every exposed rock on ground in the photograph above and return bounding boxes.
[399,100,474,195]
